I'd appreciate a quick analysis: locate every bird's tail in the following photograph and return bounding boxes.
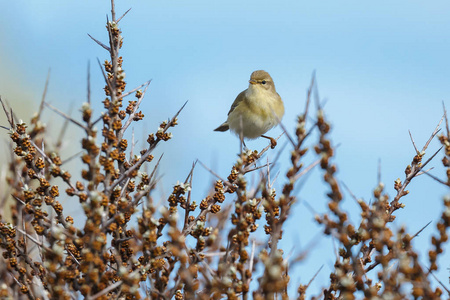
[214,123,229,132]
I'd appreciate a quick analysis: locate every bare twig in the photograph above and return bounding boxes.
[247,239,256,285]
[417,167,434,176]
[443,102,449,137]
[116,7,132,23]
[305,265,324,290]
[197,160,231,188]
[117,80,152,101]
[182,161,197,232]
[293,158,321,181]
[377,158,382,185]
[421,115,444,152]
[341,181,363,206]
[0,97,14,128]
[423,171,448,186]
[408,130,419,154]
[412,221,432,239]
[277,121,295,147]
[55,103,74,149]
[87,61,91,105]
[88,34,111,52]
[44,102,89,131]
[37,69,51,121]
[96,57,113,95]
[421,146,443,169]
[304,71,315,119]
[427,266,450,295]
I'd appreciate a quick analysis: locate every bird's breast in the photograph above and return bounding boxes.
[244,88,284,120]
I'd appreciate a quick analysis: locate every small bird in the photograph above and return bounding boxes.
[214,70,284,148]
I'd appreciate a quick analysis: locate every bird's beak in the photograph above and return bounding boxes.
[249,79,257,85]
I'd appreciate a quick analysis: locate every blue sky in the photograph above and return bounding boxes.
[1,1,449,296]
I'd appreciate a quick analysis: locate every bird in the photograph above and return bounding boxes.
[214,70,284,149]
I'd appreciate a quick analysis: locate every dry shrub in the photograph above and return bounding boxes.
[0,2,449,300]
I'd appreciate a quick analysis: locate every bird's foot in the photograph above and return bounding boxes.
[269,138,277,149]
[261,135,277,149]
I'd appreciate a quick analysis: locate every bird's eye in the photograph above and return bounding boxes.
[261,80,266,85]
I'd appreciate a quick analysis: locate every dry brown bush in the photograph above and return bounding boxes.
[0,2,449,300]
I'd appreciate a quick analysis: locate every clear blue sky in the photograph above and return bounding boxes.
[1,1,449,296]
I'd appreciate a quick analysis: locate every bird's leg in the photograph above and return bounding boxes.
[239,131,248,152]
[261,135,277,149]
[240,138,249,151]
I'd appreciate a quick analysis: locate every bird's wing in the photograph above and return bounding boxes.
[227,90,246,116]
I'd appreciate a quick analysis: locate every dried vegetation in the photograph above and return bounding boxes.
[0,2,449,299]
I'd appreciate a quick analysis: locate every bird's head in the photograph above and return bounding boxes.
[248,70,276,92]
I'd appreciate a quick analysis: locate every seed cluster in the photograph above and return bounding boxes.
[313,106,448,299]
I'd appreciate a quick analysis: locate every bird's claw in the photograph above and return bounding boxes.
[269,138,277,149]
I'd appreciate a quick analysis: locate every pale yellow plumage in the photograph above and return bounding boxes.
[214,70,284,148]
